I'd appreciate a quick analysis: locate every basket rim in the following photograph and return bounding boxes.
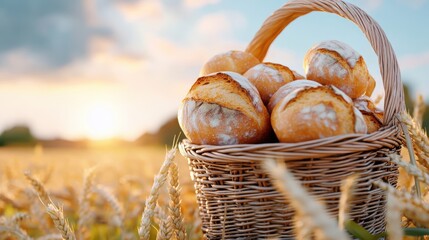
[180,124,403,161]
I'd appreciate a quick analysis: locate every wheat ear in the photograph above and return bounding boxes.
[264,159,350,240]
[0,225,32,240]
[389,154,429,185]
[338,175,358,230]
[24,172,51,204]
[93,185,124,228]
[385,193,403,240]
[398,112,429,170]
[413,94,425,125]
[138,147,177,239]
[156,216,172,240]
[10,212,30,226]
[168,162,187,240]
[46,203,76,240]
[374,180,429,213]
[78,167,96,239]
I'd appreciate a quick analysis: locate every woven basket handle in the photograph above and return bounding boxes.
[246,0,404,125]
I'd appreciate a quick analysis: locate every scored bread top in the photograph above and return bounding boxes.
[303,40,369,99]
[185,71,265,126]
[306,40,361,68]
[199,50,260,76]
[275,85,367,134]
[268,80,322,112]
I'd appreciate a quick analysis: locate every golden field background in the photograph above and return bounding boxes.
[0,145,202,239]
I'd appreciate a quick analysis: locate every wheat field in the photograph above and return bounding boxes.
[0,145,202,239]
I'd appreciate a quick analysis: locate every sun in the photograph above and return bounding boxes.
[84,102,119,140]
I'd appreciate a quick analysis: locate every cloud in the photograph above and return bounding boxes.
[399,51,429,71]
[0,0,92,68]
[194,11,246,40]
[184,0,221,10]
[115,0,165,21]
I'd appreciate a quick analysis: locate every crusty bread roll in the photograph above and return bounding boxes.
[304,40,370,99]
[200,50,260,76]
[354,96,383,133]
[271,85,367,143]
[292,71,305,80]
[267,80,322,113]
[365,75,376,97]
[243,62,299,104]
[178,71,271,145]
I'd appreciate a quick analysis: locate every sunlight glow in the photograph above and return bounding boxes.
[84,102,119,140]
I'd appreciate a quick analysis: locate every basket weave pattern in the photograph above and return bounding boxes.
[180,0,405,238]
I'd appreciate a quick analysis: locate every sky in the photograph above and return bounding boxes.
[0,0,428,141]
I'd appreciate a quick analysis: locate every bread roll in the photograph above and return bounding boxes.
[292,71,305,80]
[267,80,322,113]
[200,50,260,76]
[354,96,383,133]
[304,40,370,99]
[178,71,271,145]
[271,85,367,143]
[243,62,298,104]
[365,75,376,97]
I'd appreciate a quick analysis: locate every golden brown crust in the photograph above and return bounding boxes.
[178,72,271,145]
[271,86,365,143]
[362,114,382,133]
[304,41,370,99]
[365,75,376,97]
[292,71,305,80]
[267,79,322,113]
[200,50,260,76]
[243,62,295,104]
[353,96,383,133]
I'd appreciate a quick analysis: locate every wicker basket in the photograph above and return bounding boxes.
[179,0,405,238]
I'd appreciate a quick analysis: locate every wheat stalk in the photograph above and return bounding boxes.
[338,175,358,230]
[168,162,187,240]
[294,214,312,240]
[46,203,76,240]
[138,147,177,239]
[389,154,429,185]
[413,94,426,125]
[24,172,51,204]
[93,185,124,228]
[264,159,350,240]
[386,192,403,240]
[78,167,96,239]
[36,234,63,240]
